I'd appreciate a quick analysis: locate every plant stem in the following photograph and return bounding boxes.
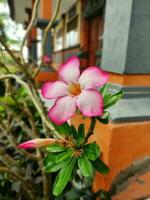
[85,117,97,143]
[20,0,40,64]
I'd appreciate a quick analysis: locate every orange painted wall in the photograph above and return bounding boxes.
[35,71,58,83]
[40,0,52,19]
[113,171,150,200]
[109,73,150,86]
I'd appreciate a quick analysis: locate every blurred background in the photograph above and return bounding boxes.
[0,0,150,199]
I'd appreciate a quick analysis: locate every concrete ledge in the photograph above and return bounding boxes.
[108,83,150,123]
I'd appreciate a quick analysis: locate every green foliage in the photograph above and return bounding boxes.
[46,143,67,153]
[97,84,123,125]
[43,123,109,196]
[0,84,47,200]
[53,157,77,196]
[104,91,123,109]
[92,158,109,175]
[52,121,72,136]
[78,155,93,177]
[100,84,123,110]
[84,142,100,161]
[97,111,110,124]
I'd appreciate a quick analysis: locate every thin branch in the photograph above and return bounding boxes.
[0,38,32,79]
[0,120,38,160]
[85,117,97,143]
[23,102,50,200]
[0,167,34,199]
[20,0,40,64]
[0,74,62,139]
[33,0,62,77]
[0,61,10,73]
[0,146,21,169]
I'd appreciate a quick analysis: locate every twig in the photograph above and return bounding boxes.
[0,121,38,160]
[23,102,50,200]
[0,74,62,139]
[0,146,21,169]
[0,37,32,79]
[20,0,40,64]
[0,167,34,199]
[0,61,10,73]
[33,0,62,77]
[85,117,97,143]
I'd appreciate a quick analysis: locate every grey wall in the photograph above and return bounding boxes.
[101,0,150,74]
[126,0,150,74]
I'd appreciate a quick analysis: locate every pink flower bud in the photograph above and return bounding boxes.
[18,138,63,149]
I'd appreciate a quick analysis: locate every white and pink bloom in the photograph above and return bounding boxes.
[18,138,63,149]
[41,56,108,125]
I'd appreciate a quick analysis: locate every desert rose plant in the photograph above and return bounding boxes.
[19,56,123,196]
[0,0,123,199]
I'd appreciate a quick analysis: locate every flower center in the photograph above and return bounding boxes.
[68,82,81,96]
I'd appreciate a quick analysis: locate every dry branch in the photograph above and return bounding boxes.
[33,0,62,77]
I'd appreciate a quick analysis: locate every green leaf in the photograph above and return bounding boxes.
[78,124,85,136]
[97,111,110,124]
[77,124,85,146]
[43,149,74,172]
[52,122,71,136]
[18,87,28,97]
[104,91,123,109]
[100,84,109,97]
[46,143,67,153]
[78,155,93,177]
[0,105,4,112]
[84,142,100,161]
[43,154,56,166]
[70,125,78,140]
[55,148,74,163]
[44,159,66,173]
[92,158,109,175]
[44,148,73,165]
[53,157,77,196]
[0,96,15,106]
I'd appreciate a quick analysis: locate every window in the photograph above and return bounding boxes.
[54,28,63,51]
[66,16,78,47]
[37,28,42,64]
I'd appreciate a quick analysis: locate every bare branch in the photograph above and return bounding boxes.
[0,74,63,139]
[0,38,32,79]
[0,167,34,199]
[33,0,62,77]
[22,102,50,200]
[0,121,38,160]
[20,0,40,64]
[0,61,10,73]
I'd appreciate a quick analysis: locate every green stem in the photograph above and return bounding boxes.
[85,117,97,143]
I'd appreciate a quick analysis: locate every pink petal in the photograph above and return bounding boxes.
[41,81,68,99]
[77,89,103,117]
[58,56,80,83]
[79,67,108,89]
[43,54,51,63]
[18,138,61,149]
[18,140,35,149]
[48,96,76,125]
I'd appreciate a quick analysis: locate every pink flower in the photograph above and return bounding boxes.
[41,56,108,125]
[43,54,51,63]
[18,138,63,149]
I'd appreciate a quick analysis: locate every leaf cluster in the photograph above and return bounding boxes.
[44,122,109,196]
